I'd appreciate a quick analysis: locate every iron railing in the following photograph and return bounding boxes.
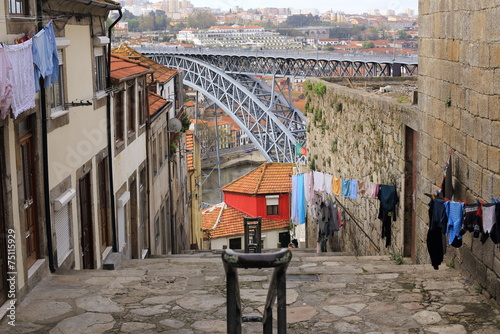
[222,248,292,334]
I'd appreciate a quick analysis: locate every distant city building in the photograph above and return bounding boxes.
[177,25,303,49]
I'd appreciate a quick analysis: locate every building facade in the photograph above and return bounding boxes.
[202,163,293,250]
[0,0,121,309]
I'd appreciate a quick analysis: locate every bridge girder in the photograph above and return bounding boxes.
[148,54,306,164]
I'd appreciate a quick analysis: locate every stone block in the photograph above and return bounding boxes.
[482,172,495,201]
[492,121,500,148]
[478,42,491,68]
[490,43,500,67]
[460,245,477,277]
[479,117,492,145]
[490,96,500,121]
[486,269,498,299]
[480,69,496,95]
[477,141,489,166]
[471,11,487,42]
[454,11,472,41]
[482,240,495,269]
[467,163,483,196]
[486,7,500,42]
[461,112,475,136]
[487,145,500,174]
[453,129,466,152]
[467,90,480,116]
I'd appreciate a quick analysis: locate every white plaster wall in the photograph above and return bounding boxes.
[48,25,107,187]
[113,135,147,188]
[210,229,288,250]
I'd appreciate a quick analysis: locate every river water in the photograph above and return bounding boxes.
[202,161,264,206]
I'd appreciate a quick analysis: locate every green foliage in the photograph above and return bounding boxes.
[314,108,323,123]
[375,136,383,150]
[313,82,327,96]
[390,252,404,265]
[335,102,343,112]
[397,96,410,103]
[309,158,316,171]
[356,123,363,132]
[169,142,177,153]
[475,284,483,294]
[445,95,452,107]
[362,41,375,49]
[331,139,338,153]
[354,140,359,148]
[186,8,217,29]
[305,80,313,92]
[446,259,455,268]
[285,14,321,27]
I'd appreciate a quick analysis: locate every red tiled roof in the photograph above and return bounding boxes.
[221,162,293,195]
[112,45,178,84]
[202,203,289,239]
[148,91,168,117]
[110,54,153,81]
[186,131,194,171]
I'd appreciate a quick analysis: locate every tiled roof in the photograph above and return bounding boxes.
[148,91,168,117]
[186,130,194,171]
[112,45,178,84]
[202,203,289,239]
[110,54,153,81]
[221,162,293,195]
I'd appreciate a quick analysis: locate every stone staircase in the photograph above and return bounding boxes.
[4,249,500,333]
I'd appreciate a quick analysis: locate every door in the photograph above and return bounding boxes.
[139,167,148,256]
[130,178,138,259]
[0,128,7,305]
[98,159,110,252]
[20,117,39,269]
[79,173,94,269]
[404,127,418,262]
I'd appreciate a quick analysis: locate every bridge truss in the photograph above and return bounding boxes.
[148,54,306,163]
[143,49,418,78]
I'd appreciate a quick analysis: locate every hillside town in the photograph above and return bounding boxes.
[1,0,500,333]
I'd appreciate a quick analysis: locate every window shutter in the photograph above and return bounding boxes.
[57,49,63,66]
[54,204,71,266]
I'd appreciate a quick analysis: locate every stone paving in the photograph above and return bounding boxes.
[2,250,500,333]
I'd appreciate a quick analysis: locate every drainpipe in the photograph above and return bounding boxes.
[107,9,122,252]
[38,0,56,273]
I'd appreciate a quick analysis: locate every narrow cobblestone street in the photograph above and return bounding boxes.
[2,250,500,333]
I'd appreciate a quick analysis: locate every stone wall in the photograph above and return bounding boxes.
[419,1,500,303]
[305,77,420,258]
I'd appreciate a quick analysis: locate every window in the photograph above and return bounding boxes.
[114,90,124,143]
[127,81,135,134]
[8,0,29,15]
[152,137,157,176]
[94,48,106,93]
[159,132,163,168]
[163,125,168,159]
[266,195,279,216]
[50,50,65,112]
[229,237,241,250]
[138,81,146,126]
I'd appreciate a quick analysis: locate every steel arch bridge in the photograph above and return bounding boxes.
[142,48,418,78]
[143,49,418,163]
[148,54,306,163]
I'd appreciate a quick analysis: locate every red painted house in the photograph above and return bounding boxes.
[203,162,294,250]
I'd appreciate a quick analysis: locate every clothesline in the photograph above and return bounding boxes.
[1,20,59,119]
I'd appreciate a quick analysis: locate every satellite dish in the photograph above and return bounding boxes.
[168,118,182,133]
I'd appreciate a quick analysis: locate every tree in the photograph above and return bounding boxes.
[362,41,375,49]
[285,14,320,27]
[186,8,216,29]
[139,14,155,31]
[397,30,409,40]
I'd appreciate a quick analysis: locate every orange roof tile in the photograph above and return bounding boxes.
[112,45,178,84]
[202,203,289,239]
[148,91,168,117]
[110,54,153,81]
[186,131,194,171]
[221,162,293,195]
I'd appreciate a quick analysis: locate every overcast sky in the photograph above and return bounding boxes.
[186,0,418,14]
